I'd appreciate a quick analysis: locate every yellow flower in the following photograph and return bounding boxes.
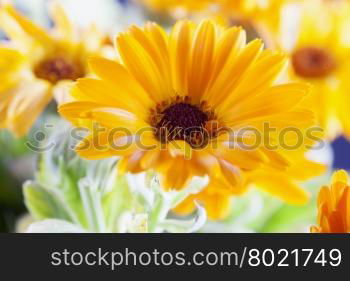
[137,0,295,17]
[220,0,292,19]
[137,0,297,45]
[285,0,350,139]
[0,3,104,137]
[311,170,350,233]
[136,0,214,14]
[220,0,297,39]
[59,20,315,198]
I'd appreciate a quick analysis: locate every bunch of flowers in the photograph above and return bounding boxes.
[0,0,349,233]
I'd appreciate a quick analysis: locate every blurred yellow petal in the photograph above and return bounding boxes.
[2,4,55,48]
[4,80,51,137]
[49,1,75,40]
[253,174,310,205]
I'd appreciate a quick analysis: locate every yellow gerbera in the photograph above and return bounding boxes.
[285,0,350,139]
[59,20,315,198]
[0,3,104,137]
[311,170,350,233]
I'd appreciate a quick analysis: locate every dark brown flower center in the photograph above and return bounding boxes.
[34,56,85,84]
[150,96,219,148]
[292,47,336,78]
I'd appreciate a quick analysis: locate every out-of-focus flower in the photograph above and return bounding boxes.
[311,170,350,233]
[283,0,350,139]
[136,0,299,46]
[136,0,295,17]
[135,0,214,15]
[59,20,316,208]
[219,0,300,39]
[0,2,105,137]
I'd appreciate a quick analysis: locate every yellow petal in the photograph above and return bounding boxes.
[117,30,170,102]
[0,47,25,92]
[160,157,193,190]
[218,52,288,114]
[206,39,263,107]
[204,27,246,98]
[205,195,232,220]
[2,4,55,48]
[6,80,51,137]
[118,150,146,174]
[75,132,121,160]
[261,149,291,171]
[59,101,104,120]
[168,140,193,160]
[90,108,145,130]
[332,170,349,185]
[223,83,308,124]
[140,149,161,169]
[88,57,153,109]
[49,1,75,40]
[0,8,35,51]
[188,20,216,102]
[212,138,267,171]
[253,173,310,204]
[169,20,194,96]
[70,78,149,120]
[130,23,172,96]
[0,47,25,72]
[218,159,244,189]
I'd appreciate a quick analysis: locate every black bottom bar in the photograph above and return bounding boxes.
[0,234,348,277]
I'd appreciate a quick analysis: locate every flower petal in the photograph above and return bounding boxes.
[5,80,51,137]
[188,20,216,102]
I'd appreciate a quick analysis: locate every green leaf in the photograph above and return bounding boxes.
[58,157,88,228]
[23,181,69,220]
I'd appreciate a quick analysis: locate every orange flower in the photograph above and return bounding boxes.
[311,170,350,233]
[59,20,316,198]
